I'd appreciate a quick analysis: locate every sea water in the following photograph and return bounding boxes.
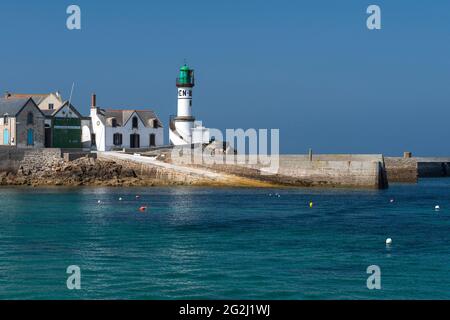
[1,178,450,299]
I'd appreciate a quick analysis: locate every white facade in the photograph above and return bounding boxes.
[174,86,195,142]
[81,119,92,150]
[89,102,164,152]
[177,87,193,117]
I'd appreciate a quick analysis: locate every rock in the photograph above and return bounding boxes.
[1,154,151,187]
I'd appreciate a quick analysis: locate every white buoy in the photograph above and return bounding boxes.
[390,199,395,203]
[97,200,102,204]
[435,205,440,211]
[386,238,392,245]
[119,197,123,201]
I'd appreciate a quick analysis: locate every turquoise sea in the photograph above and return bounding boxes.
[1,179,450,299]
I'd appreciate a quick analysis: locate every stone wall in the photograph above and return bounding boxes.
[0,146,25,171]
[417,162,450,177]
[276,156,387,189]
[63,151,96,162]
[16,100,46,148]
[18,148,63,175]
[182,154,388,189]
[97,153,216,185]
[415,157,450,177]
[385,157,450,181]
[0,147,62,172]
[384,157,418,183]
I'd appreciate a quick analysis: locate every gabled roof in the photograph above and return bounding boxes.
[42,101,83,119]
[0,97,44,117]
[99,108,163,128]
[42,109,56,117]
[53,101,83,118]
[4,92,62,105]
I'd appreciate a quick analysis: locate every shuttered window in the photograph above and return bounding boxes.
[113,133,123,146]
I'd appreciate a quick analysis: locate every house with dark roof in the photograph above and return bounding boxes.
[0,97,46,148]
[4,92,86,148]
[89,94,163,151]
[4,91,64,111]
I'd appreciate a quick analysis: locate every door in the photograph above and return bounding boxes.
[27,128,34,146]
[149,134,156,147]
[91,133,96,147]
[45,127,52,147]
[3,129,8,145]
[130,134,140,148]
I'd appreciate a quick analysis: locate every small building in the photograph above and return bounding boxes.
[4,92,84,149]
[89,94,164,151]
[42,101,85,148]
[0,97,46,148]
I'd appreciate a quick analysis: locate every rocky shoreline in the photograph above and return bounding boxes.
[0,155,276,188]
[1,157,174,187]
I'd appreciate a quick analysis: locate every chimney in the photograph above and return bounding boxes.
[91,93,97,108]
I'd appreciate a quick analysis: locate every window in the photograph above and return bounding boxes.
[48,103,54,110]
[27,112,34,125]
[91,133,96,146]
[111,118,117,127]
[113,133,123,146]
[130,134,140,148]
[132,116,138,129]
[153,119,158,128]
[3,115,8,125]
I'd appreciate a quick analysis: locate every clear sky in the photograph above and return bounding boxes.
[1,0,449,155]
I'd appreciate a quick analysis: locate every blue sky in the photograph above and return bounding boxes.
[1,0,449,155]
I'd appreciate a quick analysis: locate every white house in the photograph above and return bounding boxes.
[89,94,164,151]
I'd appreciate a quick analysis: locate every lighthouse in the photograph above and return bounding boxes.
[170,64,209,145]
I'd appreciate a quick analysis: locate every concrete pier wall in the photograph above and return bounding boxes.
[0,147,25,172]
[415,158,450,177]
[185,154,388,189]
[97,152,221,185]
[384,157,418,183]
[385,157,450,182]
[275,155,388,189]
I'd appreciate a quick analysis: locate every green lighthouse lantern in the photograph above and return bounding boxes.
[176,64,195,87]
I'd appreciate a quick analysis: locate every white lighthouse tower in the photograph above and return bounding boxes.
[169,64,209,145]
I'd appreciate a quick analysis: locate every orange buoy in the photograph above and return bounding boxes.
[139,206,147,212]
